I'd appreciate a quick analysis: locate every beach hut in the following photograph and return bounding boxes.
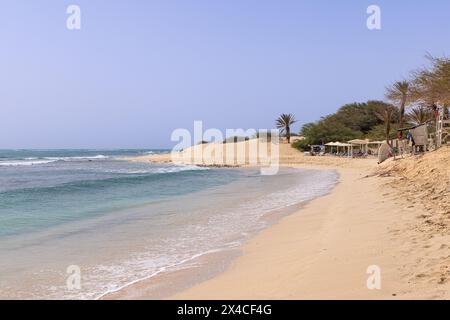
[325,142,338,154]
[348,139,369,155]
[326,142,352,157]
[337,142,352,158]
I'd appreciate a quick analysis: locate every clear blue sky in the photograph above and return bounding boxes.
[1,0,450,149]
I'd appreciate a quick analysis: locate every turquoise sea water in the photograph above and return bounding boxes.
[0,149,236,237]
[0,149,339,299]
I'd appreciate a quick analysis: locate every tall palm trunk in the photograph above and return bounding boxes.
[375,105,395,146]
[286,127,291,143]
[386,81,410,138]
[385,121,391,143]
[399,97,406,129]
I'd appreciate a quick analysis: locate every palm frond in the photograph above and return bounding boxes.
[275,113,297,142]
[406,106,433,125]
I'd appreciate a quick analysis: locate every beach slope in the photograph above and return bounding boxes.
[128,143,450,299]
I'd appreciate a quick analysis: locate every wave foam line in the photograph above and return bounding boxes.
[0,160,58,166]
[94,247,225,300]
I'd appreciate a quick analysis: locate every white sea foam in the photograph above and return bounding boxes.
[44,155,109,161]
[154,165,209,174]
[93,248,224,300]
[0,167,337,299]
[0,159,58,166]
[53,169,337,300]
[0,155,109,167]
[103,165,209,175]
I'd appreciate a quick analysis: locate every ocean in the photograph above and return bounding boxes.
[0,149,338,299]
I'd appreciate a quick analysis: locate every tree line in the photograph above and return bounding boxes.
[287,55,450,150]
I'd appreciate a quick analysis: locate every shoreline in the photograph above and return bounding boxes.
[170,163,448,299]
[102,166,339,300]
[110,144,449,299]
[107,164,389,300]
[171,165,401,299]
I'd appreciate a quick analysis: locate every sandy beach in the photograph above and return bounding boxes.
[4,1,450,304]
[111,141,450,299]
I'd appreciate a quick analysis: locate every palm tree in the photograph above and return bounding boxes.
[410,55,450,108]
[276,113,296,143]
[374,105,396,143]
[406,106,433,126]
[386,81,410,132]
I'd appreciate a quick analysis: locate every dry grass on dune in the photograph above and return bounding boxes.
[376,147,450,291]
[377,147,450,228]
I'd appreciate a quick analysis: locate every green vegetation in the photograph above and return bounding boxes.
[275,113,296,143]
[293,101,398,150]
[386,81,411,131]
[374,104,398,142]
[294,55,450,151]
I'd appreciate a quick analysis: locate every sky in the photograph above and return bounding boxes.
[1,0,450,149]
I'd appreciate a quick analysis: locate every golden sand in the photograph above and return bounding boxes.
[119,142,449,299]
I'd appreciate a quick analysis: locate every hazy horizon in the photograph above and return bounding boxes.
[2,0,450,149]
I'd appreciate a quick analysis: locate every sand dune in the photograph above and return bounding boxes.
[129,139,372,168]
